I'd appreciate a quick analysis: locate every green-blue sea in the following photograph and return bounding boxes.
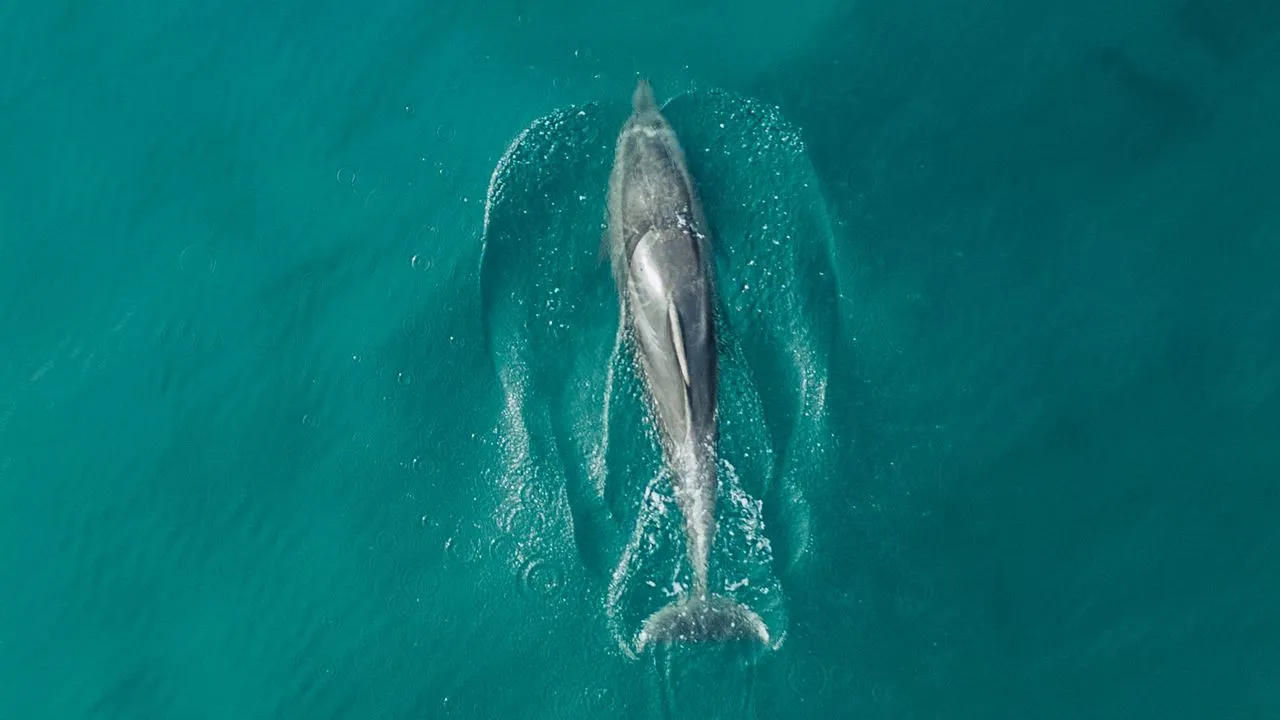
[3,0,1278,717]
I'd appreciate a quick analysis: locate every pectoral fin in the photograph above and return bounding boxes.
[667,297,691,388]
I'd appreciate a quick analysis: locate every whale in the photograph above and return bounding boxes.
[605,78,770,652]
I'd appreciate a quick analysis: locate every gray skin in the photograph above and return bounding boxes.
[605,79,769,651]
[606,78,720,603]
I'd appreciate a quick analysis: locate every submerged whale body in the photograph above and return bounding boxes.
[605,78,770,653]
[478,76,832,659]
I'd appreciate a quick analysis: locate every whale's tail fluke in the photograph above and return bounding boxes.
[635,594,770,653]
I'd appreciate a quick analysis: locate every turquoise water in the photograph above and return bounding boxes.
[2,0,1278,718]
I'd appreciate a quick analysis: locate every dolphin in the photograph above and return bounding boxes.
[605,78,770,652]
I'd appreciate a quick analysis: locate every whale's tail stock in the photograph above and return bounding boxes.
[636,593,770,653]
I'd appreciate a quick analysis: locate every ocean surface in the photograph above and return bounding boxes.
[2,0,1278,718]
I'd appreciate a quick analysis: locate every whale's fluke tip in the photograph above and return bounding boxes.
[632,78,657,113]
[634,595,770,653]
